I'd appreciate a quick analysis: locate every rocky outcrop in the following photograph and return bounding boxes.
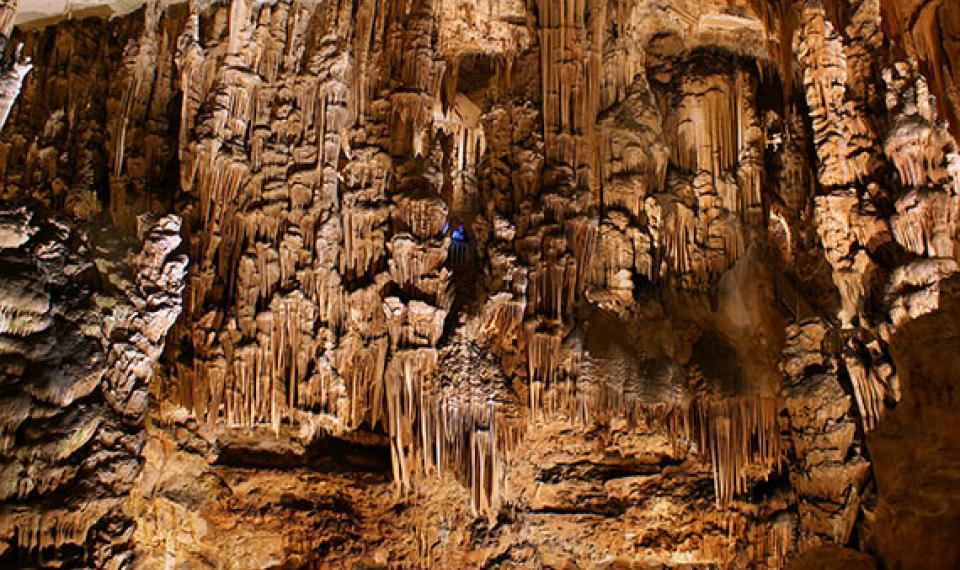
[781,319,870,552]
[0,205,183,567]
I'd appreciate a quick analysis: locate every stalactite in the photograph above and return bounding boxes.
[841,337,896,432]
[176,10,204,163]
[565,216,598,290]
[526,329,561,417]
[536,0,604,187]
[108,0,168,231]
[527,260,579,319]
[674,73,737,176]
[654,196,696,277]
[688,396,782,507]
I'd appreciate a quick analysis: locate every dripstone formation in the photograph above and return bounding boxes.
[0,0,958,568]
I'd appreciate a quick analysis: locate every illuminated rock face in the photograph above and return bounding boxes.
[0,205,184,567]
[0,0,958,568]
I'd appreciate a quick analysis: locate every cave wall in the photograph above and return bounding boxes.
[0,0,957,568]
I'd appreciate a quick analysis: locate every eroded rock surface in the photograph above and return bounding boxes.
[0,205,183,567]
[0,0,958,568]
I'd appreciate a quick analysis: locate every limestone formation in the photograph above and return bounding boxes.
[0,0,958,568]
[0,205,183,566]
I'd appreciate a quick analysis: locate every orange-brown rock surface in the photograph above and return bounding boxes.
[0,0,958,568]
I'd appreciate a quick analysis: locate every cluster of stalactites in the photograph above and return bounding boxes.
[521,340,782,507]
[385,349,524,520]
[882,61,960,194]
[542,375,783,507]
[162,0,793,522]
[842,337,897,432]
[0,500,122,557]
[172,0,365,436]
[536,0,606,188]
[600,66,766,289]
[682,396,782,506]
[174,0,507,517]
[609,393,782,507]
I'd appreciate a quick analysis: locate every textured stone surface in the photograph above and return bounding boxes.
[0,0,957,568]
[0,204,183,567]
